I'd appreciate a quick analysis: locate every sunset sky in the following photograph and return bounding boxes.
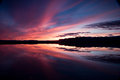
[0,0,120,40]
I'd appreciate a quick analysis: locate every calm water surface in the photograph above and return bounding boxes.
[0,44,120,80]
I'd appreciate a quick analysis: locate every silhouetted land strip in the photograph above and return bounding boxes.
[58,36,120,48]
[0,36,120,47]
[0,40,58,44]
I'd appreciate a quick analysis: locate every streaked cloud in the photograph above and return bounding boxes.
[56,32,90,37]
[86,20,120,30]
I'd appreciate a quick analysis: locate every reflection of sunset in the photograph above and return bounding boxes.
[0,44,120,77]
[8,44,119,61]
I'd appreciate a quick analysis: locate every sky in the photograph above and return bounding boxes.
[0,0,120,40]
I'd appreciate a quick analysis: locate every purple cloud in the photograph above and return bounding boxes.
[57,32,90,37]
[86,20,120,30]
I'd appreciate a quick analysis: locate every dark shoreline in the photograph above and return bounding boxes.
[0,36,120,48]
[58,36,120,48]
[0,40,58,44]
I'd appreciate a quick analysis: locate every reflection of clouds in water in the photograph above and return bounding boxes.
[85,54,120,64]
[0,44,120,79]
[55,45,120,64]
[2,44,120,64]
[57,47,91,53]
[55,44,120,54]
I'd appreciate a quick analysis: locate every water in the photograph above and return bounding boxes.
[0,44,120,80]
